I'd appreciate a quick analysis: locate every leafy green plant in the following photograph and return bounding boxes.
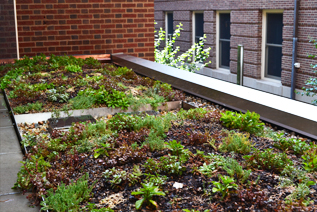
[273,132,310,155]
[65,64,82,73]
[280,165,311,186]
[13,155,51,191]
[94,143,112,158]
[155,23,211,72]
[79,87,130,109]
[219,131,253,154]
[83,57,101,68]
[199,162,217,177]
[40,173,95,212]
[143,158,161,174]
[107,113,140,132]
[165,140,190,162]
[21,133,37,148]
[0,67,24,89]
[243,148,293,173]
[129,165,143,186]
[109,66,132,76]
[220,110,264,134]
[212,175,238,199]
[302,146,317,172]
[131,182,165,210]
[144,173,167,186]
[160,155,186,175]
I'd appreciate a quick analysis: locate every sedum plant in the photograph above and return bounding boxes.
[155,23,211,72]
[40,173,94,212]
[219,130,253,154]
[131,182,165,210]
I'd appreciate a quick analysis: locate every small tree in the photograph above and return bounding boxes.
[154,23,211,72]
[301,39,317,105]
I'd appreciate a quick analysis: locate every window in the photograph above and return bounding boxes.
[194,13,204,43]
[265,13,283,79]
[219,13,231,68]
[166,12,173,40]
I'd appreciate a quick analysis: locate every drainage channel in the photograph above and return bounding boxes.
[112,53,317,140]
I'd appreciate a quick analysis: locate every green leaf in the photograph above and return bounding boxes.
[306,181,316,186]
[149,199,158,208]
[135,198,145,210]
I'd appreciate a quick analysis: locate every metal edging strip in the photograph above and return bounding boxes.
[2,89,26,155]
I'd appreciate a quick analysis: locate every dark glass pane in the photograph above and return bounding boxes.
[167,13,173,35]
[267,46,282,78]
[220,13,230,39]
[220,40,230,67]
[267,13,283,44]
[195,13,204,38]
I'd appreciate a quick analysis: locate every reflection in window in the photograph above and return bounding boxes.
[167,13,173,40]
[265,13,283,79]
[195,13,204,43]
[219,13,231,68]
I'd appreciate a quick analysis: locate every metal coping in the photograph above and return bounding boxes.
[112,53,317,140]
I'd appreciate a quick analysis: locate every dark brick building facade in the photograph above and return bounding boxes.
[155,0,317,100]
[0,0,155,61]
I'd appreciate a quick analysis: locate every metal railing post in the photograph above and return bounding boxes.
[237,44,244,85]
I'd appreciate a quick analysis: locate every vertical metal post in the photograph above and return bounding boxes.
[291,0,300,99]
[237,44,244,85]
[13,0,19,59]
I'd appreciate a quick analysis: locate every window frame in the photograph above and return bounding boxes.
[216,11,231,70]
[261,10,284,81]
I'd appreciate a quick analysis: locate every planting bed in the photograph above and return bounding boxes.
[1,56,317,211]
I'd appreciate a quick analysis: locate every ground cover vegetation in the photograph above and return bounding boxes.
[1,56,317,211]
[0,54,185,114]
[13,105,317,211]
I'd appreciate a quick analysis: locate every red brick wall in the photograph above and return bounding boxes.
[154,0,317,89]
[16,0,155,61]
[0,0,18,59]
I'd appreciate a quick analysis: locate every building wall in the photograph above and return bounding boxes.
[15,0,155,61]
[0,0,18,59]
[154,0,317,90]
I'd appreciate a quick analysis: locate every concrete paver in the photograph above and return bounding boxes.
[0,111,12,127]
[0,153,23,195]
[0,95,7,110]
[0,90,39,212]
[0,193,40,212]
[0,127,21,153]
